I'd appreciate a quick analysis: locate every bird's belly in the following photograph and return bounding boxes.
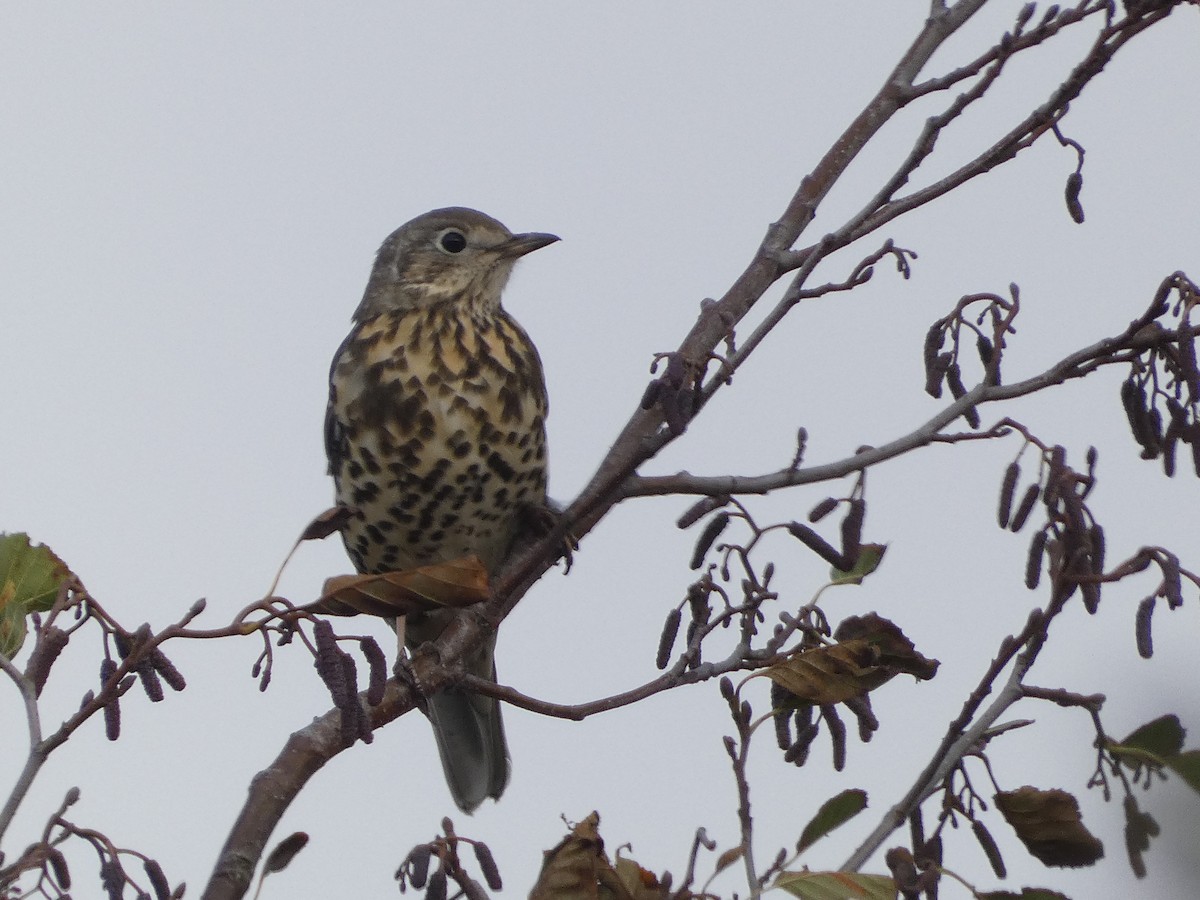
[334,385,547,575]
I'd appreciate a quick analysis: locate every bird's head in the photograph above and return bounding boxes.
[353,207,559,321]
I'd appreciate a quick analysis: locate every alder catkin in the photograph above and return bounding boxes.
[1135,596,1155,659]
[997,462,1019,528]
[690,513,730,569]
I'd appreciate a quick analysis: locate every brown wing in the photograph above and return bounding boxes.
[324,330,356,477]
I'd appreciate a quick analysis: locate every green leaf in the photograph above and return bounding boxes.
[775,871,894,900]
[0,533,73,659]
[797,790,868,856]
[1165,749,1200,796]
[830,544,887,585]
[0,602,26,660]
[1116,715,1186,758]
[978,890,1071,900]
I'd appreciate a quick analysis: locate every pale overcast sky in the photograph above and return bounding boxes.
[3,3,1199,898]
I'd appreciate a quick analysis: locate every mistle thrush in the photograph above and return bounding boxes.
[325,207,556,812]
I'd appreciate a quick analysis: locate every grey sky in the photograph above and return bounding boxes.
[4,3,1199,898]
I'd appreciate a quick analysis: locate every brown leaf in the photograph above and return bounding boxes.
[529,812,615,900]
[527,813,674,900]
[764,615,938,705]
[299,506,358,541]
[834,614,940,681]
[612,855,670,900]
[995,786,1105,868]
[762,641,886,705]
[311,556,489,617]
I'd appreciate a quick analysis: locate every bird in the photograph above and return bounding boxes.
[324,206,557,813]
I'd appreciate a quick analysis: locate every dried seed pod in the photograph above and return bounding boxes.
[100,659,121,742]
[808,496,839,523]
[1025,530,1048,590]
[885,847,919,892]
[1148,407,1164,452]
[472,843,502,891]
[1163,554,1184,608]
[821,705,847,771]
[405,846,433,888]
[840,499,865,561]
[138,667,165,703]
[113,629,134,660]
[946,362,967,400]
[1009,484,1041,532]
[1080,579,1100,615]
[144,859,171,900]
[1135,596,1155,659]
[426,867,448,900]
[784,721,819,766]
[676,494,730,529]
[100,857,124,898]
[977,335,995,368]
[656,608,682,670]
[1120,378,1152,449]
[149,649,187,693]
[997,462,1019,528]
[922,325,945,382]
[786,522,845,568]
[47,848,71,889]
[1090,524,1106,576]
[925,349,952,399]
[848,697,879,742]
[313,621,349,708]
[1179,323,1200,404]
[1064,172,1085,224]
[771,687,792,750]
[946,363,981,427]
[265,833,310,874]
[339,652,371,746]
[689,513,730,570]
[1163,419,1179,476]
[360,638,388,707]
[972,820,1007,879]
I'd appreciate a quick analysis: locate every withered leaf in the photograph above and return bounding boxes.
[530,812,621,900]
[311,556,489,617]
[298,506,357,541]
[994,786,1104,868]
[760,615,938,707]
[612,855,669,900]
[834,614,940,680]
[527,812,672,900]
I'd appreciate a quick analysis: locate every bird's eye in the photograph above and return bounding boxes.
[437,229,468,254]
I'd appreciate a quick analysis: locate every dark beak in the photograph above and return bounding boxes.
[498,232,560,259]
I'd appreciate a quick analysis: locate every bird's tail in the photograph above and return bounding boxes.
[426,666,510,814]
